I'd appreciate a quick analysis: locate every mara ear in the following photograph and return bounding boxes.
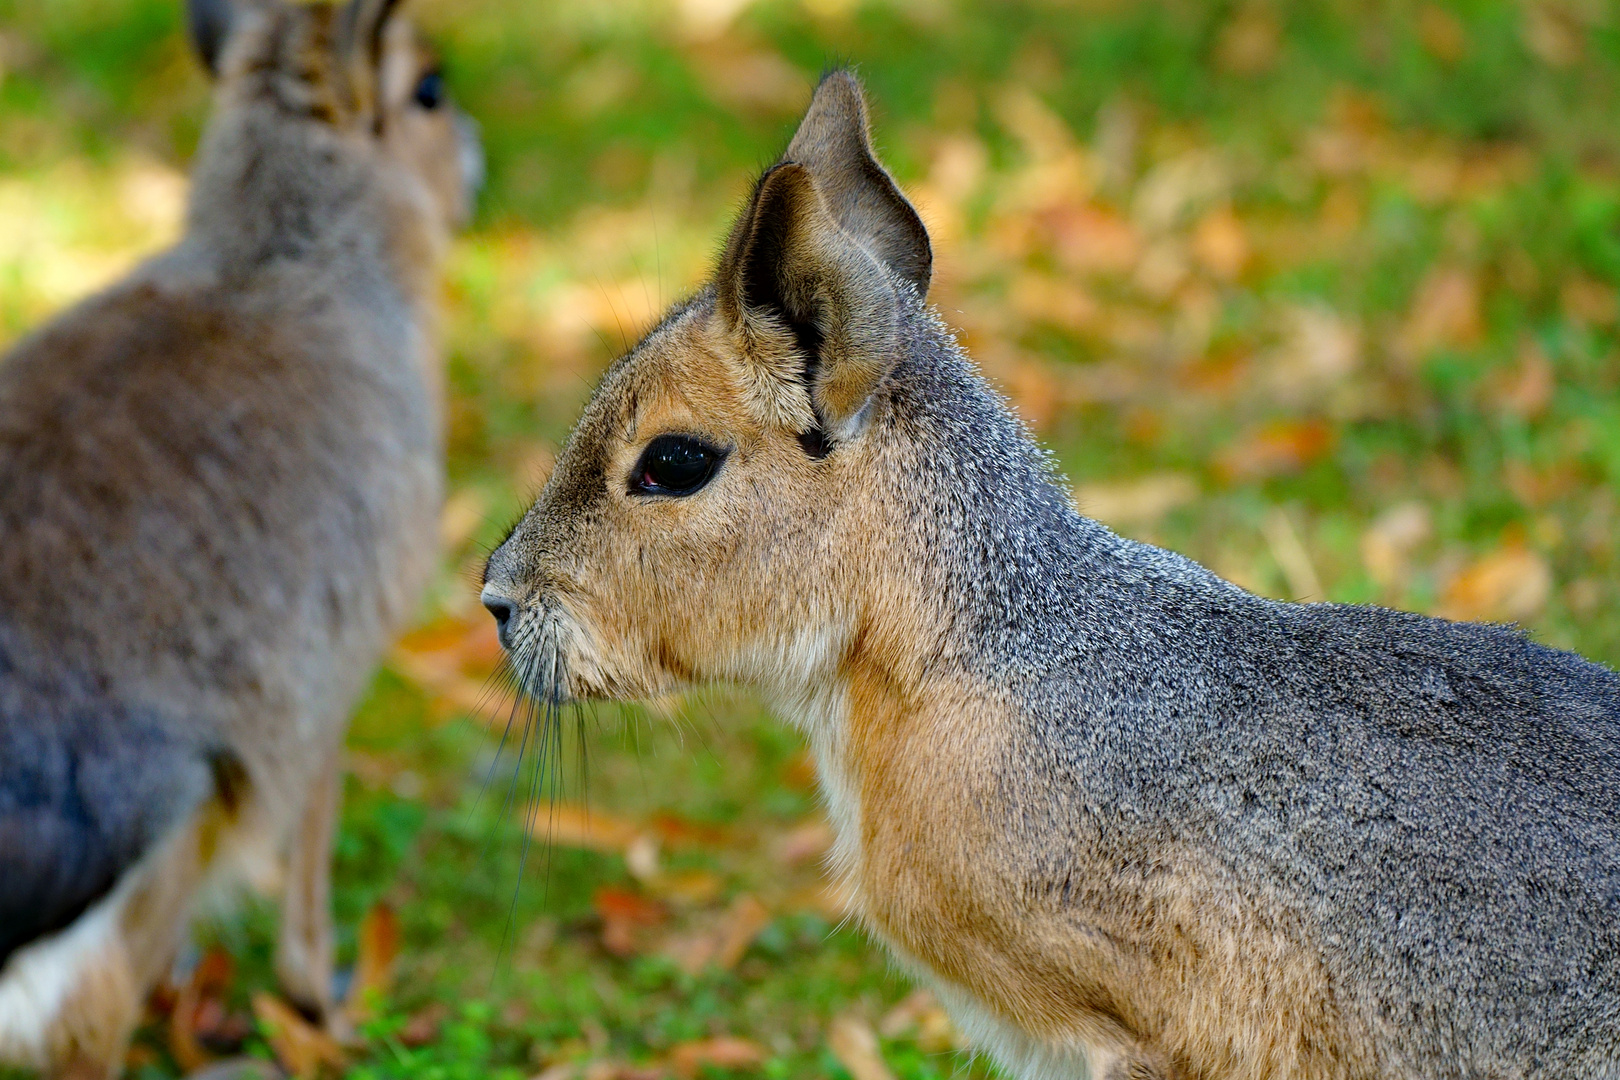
[187,0,236,77]
[338,0,406,122]
[715,73,930,446]
[783,70,931,296]
[717,161,904,444]
[340,0,405,68]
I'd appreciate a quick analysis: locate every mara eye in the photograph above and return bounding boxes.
[631,435,725,497]
[413,69,445,110]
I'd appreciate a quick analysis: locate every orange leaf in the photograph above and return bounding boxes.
[346,902,400,1024]
[594,887,667,957]
[1439,546,1552,623]
[1215,420,1333,482]
[392,614,508,724]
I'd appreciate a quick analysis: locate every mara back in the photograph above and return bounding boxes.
[482,72,1620,1078]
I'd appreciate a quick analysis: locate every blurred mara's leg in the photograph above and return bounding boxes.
[274,751,343,1030]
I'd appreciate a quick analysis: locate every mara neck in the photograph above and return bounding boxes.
[182,108,438,308]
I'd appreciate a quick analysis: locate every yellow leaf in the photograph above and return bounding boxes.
[252,993,345,1079]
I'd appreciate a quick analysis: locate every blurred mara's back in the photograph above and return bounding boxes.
[0,0,479,1073]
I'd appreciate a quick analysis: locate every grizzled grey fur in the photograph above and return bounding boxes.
[887,293,1620,1075]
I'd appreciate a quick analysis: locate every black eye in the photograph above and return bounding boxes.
[630,435,724,497]
[413,70,444,110]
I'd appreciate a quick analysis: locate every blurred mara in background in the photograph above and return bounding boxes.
[1,1,1618,1078]
[0,0,476,1074]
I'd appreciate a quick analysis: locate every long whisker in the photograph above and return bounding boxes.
[471,652,526,816]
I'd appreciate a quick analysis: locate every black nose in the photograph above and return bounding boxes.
[482,589,516,648]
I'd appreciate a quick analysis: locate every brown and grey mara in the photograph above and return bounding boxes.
[483,72,1620,1079]
[0,0,478,1074]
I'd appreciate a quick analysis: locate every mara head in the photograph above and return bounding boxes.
[185,0,482,250]
[482,71,948,708]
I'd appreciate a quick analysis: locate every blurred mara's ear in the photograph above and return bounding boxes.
[783,71,931,296]
[187,0,236,76]
[716,73,929,446]
[338,0,406,122]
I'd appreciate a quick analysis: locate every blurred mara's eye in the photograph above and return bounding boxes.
[413,69,445,110]
[630,435,725,497]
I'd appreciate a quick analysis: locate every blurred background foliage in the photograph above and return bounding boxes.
[1,0,1618,1077]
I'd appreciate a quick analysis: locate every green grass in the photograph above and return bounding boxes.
[2,0,1619,1077]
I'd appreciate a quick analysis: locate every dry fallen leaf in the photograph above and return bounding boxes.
[1264,305,1359,401]
[594,886,668,957]
[1400,267,1482,359]
[687,42,804,113]
[345,902,399,1025]
[1191,205,1249,281]
[714,894,770,970]
[1561,274,1617,327]
[1215,420,1334,482]
[677,0,757,39]
[773,819,834,866]
[251,993,345,1080]
[525,803,641,851]
[1215,5,1280,76]
[1074,473,1198,530]
[1523,2,1585,67]
[878,989,961,1053]
[398,1003,448,1048]
[668,1036,767,1078]
[827,1015,894,1080]
[1361,502,1432,590]
[391,615,506,723]
[1419,5,1467,62]
[169,949,235,1073]
[1484,342,1555,420]
[1045,203,1141,276]
[656,869,725,905]
[664,893,771,975]
[1007,271,1099,334]
[438,487,487,551]
[1439,545,1553,623]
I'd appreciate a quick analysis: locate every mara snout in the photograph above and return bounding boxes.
[0,0,478,1074]
[484,70,1620,1079]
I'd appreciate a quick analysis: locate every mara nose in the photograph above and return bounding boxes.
[480,585,517,650]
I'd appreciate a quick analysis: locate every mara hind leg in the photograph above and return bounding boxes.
[24,804,225,1079]
[274,749,345,1032]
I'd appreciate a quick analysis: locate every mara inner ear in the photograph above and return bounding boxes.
[187,0,236,77]
[784,71,931,297]
[717,162,902,445]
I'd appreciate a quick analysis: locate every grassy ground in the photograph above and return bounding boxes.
[2,0,1619,1077]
